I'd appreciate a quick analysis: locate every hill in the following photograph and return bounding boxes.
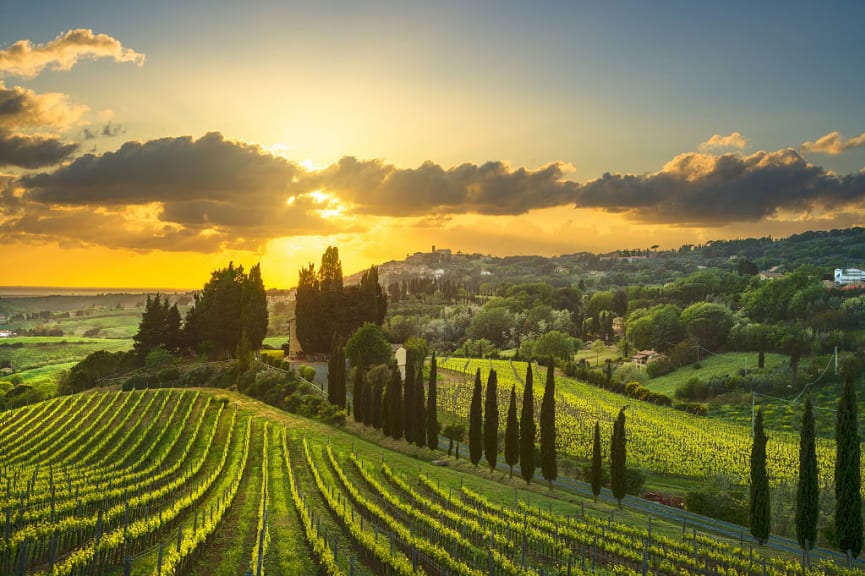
[1,387,861,575]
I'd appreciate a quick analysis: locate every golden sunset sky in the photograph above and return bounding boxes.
[2,2,864,288]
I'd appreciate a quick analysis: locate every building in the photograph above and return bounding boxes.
[835,268,865,286]
[632,349,661,367]
[392,344,407,377]
[612,317,625,337]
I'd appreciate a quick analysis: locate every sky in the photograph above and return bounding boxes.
[2,0,865,289]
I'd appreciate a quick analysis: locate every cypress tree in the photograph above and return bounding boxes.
[427,351,439,451]
[835,375,862,560]
[520,363,536,484]
[504,386,519,477]
[389,365,403,440]
[610,407,627,507]
[352,367,364,424]
[591,421,602,502]
[327,336,345,407]
[360,369,372,426]
[381,374,391,436]
[540,358,557,488]
[371,377,383,430]
[414,365,426,448]
[403,351,415,443]
[796,394,818,563]
[750,406,770,545]
[484,369,499,472]
[469,368,483,467]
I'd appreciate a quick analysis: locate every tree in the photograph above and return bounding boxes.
[361,368,372,426]
[164,303,182,354]
[319,246,344,348]
[327,337,346,407]
[469,368,483,467]
[443,423,465,458]
[240,263,269,350]
[540,358,557,488]
[414,369,426,448]
[369,367,385,430]
[795,395,818,564]
[388,365,403,440]
[591,421,602,502]
[835,375,862,560]
[183,263,248,358]
[750,407,770,545]
[504,386,519,477]
[134,294,168,362]
[352,367,365,424]
[520,363,536,484]
[427,351,439,451]
[680,302,734,351]
[484,369,499,472]
[295,263,322,353]
[610,407,627,507]
[345,323,392,370]
[403,351,415,444]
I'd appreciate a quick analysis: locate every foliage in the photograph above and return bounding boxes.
[133,294,181,361]
[610,407,627,506]
[327,336,346,407]
[58,349,137,394]
[750,407,770,545]
[519,362,536,484]
[345,322,392,370]
[483,369,498,471]
[504,385,519,477]
[387,364,404,440]
[680,302,735,350]
[469,368,483,466]
[590,421,602,501]
[835,375,862,557]
[686,475,749,525]
[796,394,819,553]
[426,351,438,451]
[540,359,557,487]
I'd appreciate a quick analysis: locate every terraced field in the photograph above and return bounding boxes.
[0,388,860,575]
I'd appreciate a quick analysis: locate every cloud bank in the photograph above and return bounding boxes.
[800,131,865,155]
[0,130,77,168]
[0,29,145,78]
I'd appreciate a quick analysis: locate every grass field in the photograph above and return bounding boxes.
[643,351,788,397]
[574,342,621,366]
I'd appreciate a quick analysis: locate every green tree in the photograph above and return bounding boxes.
[133,294,168,362]
[484,369,499,472]
[240,262,269,350]
[184,263,244,358]
[469,368,483,467]
[403,351,415,444]
[680,302,734,351]
[295,262,323,353]
[427,351,439,451]
[345,322,392,370]
[319,246,344,348]
[367,365,387,430]
[352,367,365,424]
[414,369,426,448]
[361,367,372,426]
[795,395,818,564]
[520,363,536,484]
[504,385,519,477]
[164,303,182,354]
[835,375,862,560]
[610,407,627,507]
[540,358,557,488]
[388,365,403,440]
[328,337,346,407]
[750,407,770,545]
[533,331,576,361]
[591,421,602,502]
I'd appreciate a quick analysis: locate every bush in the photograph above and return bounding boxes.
[686,476,747,525]
[673,401,707,416]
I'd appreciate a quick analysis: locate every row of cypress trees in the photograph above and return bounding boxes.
[348,348,440,451]
[749,373,861,564]
[468,360,558,486]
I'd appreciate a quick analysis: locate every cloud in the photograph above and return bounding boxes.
[0,82,88,129]
[0,29,144,78]
[800,131,865,154]
[574,149,865,225]
[698,131,748,152]
[0,130,77,168]
[312,157,577,216]
[81,122,125,140]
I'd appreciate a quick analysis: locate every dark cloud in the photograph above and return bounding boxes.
[313,157,577,216]
[0,83,86,129]
[102,122,123,137]
[574,149,865,225]
[0,130,77,168]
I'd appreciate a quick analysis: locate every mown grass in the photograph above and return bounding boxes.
[643,352,788,397]
[574,342,621,366]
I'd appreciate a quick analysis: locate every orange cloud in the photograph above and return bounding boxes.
[800,131,865,155]
[0,29,144,78]
[698,131,748,152]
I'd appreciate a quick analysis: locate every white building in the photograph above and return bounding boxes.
[835,268,865,286]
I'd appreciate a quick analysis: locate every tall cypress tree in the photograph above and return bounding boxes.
[361,369,373,426]
[327,336,345,407]
[505,386,519,477]
[540,358,557,488]
[835,375,862,560]
[750,406,770,545]
[381,372,391,436]
[414,367,426,448]
[520,363,536,484]
[352,367,364,424]
[610,407,627,507]
[403,351,415,443]
[796,394,818,563]
[484,369,499,472]
[591,421,602,502]
[469,368,483,467]
[427,351,439,451]
[371,377,383,430]
[389,365,403,440]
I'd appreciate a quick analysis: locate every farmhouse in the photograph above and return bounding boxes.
[632,349,661,367]
[392,344,407,376]
[834,268,865,286]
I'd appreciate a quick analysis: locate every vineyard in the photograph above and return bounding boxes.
[0,388,862,575]
[437,358,862,491]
